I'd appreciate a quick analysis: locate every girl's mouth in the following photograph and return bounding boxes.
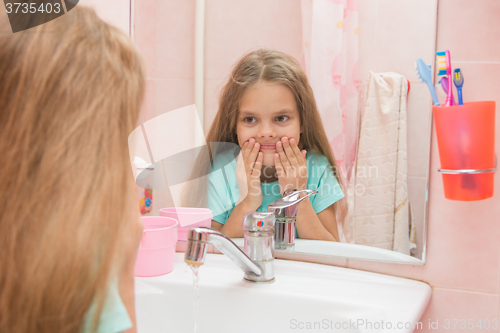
[259,144,277,151]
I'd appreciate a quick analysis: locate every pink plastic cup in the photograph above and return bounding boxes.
[134,216,178,277]
[159,208,212,241]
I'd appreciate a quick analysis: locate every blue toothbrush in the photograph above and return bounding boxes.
[416,58,440,106]
[453,68,464,105]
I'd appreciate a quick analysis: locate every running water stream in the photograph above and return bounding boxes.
[189,264,201,333]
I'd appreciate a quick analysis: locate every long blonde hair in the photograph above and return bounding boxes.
[183,48,346,221]
[0,7,145,333]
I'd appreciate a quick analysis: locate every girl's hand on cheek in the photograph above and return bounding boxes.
[235,138,263,210]
[274,137,308,194]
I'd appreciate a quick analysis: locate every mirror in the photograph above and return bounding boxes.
[131,0,438,264]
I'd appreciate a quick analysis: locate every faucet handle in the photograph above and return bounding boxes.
[282,189,317,201]
[242,212,275,281]
[243,212,275,232]
[267,189,318,218]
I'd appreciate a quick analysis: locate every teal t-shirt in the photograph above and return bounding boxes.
[83,282,132,333]
[207,149,344,225]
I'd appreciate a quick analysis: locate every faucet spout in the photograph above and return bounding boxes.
[185,227,262,278]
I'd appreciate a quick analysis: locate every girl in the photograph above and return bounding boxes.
[204,48,346,241]
[0,7,145,333]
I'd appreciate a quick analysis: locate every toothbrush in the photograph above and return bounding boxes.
[434,77,473,187]
[436,50,454,107]
[415,58,440,106]
[453,68,464,105]
[437,77,456,105]
[436,61,473,188]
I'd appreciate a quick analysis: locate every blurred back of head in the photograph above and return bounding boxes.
[0,6,145,333]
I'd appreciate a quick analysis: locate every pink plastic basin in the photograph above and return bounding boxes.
[159,207,212,241]
[134,216,178,277]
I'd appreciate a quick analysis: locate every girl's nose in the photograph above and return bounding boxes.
[258,123,277,138]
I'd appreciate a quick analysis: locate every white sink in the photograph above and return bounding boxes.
[135,253,431,333]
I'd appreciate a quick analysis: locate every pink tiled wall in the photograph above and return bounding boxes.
[132,0,196,214]
[132,0,301,132]
[132,0,195,127]
[204,0,302,133]
[78,0,130,35]
[132,0,302,214]
[131,0,500,330]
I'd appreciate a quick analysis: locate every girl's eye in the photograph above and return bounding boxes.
[276,115,289,123]
[243,117,256,123]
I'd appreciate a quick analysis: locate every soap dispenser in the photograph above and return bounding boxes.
[267,189,318,250]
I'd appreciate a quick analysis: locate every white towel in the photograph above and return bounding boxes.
[344,71,416,255]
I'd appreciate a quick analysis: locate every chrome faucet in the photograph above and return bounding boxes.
[267,189,318,250]
[184,212,275,283]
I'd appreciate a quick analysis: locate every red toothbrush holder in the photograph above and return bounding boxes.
[433,101,496,201]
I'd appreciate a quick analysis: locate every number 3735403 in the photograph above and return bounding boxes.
[5,2,61,14]
[443,319,498,330]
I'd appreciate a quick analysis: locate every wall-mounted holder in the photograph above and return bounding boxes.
[433,101,496,201]
[438,157,497,175]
